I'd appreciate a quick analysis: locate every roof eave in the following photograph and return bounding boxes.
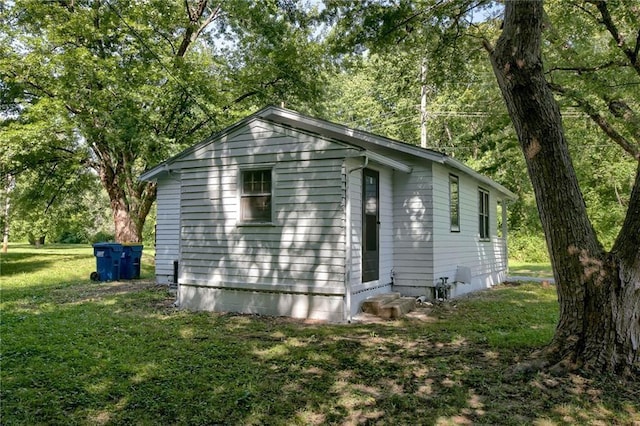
[259,106,446,164]
[443,157,518,200]
[261,106,516,199]
[139,105,517,200]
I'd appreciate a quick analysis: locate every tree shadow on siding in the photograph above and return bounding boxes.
[190,124,349,320]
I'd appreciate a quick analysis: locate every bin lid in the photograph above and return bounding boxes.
[93,242,124,252]
[122,243,144,252]
[122,243,144,247]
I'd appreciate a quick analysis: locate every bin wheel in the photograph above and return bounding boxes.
[90,271,99,282]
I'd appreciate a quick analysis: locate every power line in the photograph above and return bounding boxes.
[348,108,590,134]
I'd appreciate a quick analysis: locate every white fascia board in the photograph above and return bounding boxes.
[262,107,516,198]
[260,106,445,163]
[364,151,413,173]
[139,163,170,181]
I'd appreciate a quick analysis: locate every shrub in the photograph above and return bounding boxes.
[54,230,89,244]
[508,232,550,263]
[91,231,115,243]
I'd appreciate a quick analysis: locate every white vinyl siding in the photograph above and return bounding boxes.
[347,161,396,316]
[392,163,434,296]
[155,175,181,285]
[378,166,394,284]
[177,120,350,301]
[431,163,507,296]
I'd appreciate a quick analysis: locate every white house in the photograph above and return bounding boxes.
[140,106,516,322]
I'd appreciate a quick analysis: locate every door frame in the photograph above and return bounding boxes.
[362,168,379,282]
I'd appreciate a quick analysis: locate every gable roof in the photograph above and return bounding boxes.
[140,106,516,199]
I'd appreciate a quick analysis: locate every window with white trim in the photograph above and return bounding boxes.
[497,200,503,238]
[478,188,490,240]
[240,169,272,223]
[449,174,460,232]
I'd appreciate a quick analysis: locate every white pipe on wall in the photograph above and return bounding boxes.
[344,155,369,322]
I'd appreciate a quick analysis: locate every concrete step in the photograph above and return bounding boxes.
[377,297,416,319]
[361,292,400,316]
[361,293,416,319]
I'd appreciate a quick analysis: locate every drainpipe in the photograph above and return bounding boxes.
[344,155,369,322]
[502,199,509,277]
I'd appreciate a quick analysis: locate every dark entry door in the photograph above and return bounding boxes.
[362,168,379,282]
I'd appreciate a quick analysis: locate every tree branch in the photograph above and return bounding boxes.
[550,83,640,160]
[11,72,83,115]
[634,28,640,63]
[182,116,217,140]
[608,99,640,145]
[177,0,220,58]
[191,3,221,48]
[546,60,628,74]
[611,161,640,270]
[588,0,640,76]
[481,38,494,55]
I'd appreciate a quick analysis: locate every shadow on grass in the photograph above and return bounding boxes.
[509,262,554,278]
[0,252,93,277]
[2,282,638,425]
[1,245,155,281]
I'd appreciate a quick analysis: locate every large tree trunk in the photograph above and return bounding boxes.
[96,150,157,244]
[486,0,639,374]
[110,196,143,243]
[106,189,156,243]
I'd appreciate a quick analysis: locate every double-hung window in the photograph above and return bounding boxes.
[449,175,460,232]
[240,169,272,223]
[478,188,490,240]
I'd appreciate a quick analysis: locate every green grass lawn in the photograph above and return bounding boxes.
[509,260,554,278]
[1,245,637,425]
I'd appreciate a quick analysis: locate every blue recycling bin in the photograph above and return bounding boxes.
[91,243,123,282]
[120,244,144,280]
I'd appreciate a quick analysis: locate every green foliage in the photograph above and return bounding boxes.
[7,170,113,244]
[322,0,637,254]
[542,0,640,155]
[322,54,421,143]
[141,203,156,245]
[90,231,116,244]
[565,119,635,250]
[3,0,634,250]
[508,232,550,264]
[1,0,331,241]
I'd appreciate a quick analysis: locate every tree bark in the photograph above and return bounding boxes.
[94,142,156,243]
[104,181,156,243]
[101,174,156,244]
[2,175,13,253]
[486,0,639,374]
[110,196,141,243]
